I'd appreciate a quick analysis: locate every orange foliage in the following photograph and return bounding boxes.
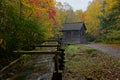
[22,0,56,25]
[82,12,86,22]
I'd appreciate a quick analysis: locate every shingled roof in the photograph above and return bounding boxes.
[62,22,86,31]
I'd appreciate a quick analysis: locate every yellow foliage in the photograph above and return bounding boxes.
[105,0,117,13]
[85,0,102,36]
[22,0,55,11]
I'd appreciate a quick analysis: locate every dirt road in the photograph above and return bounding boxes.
[84,43,120,58]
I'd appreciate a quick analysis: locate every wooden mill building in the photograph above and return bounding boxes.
[61,22,87,44]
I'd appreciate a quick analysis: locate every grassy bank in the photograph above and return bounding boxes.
[63,45,120,80]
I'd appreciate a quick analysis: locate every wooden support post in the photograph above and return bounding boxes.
[52,51,63,80]
[58,49,65,70]
[57,38,62,51]
[54,52,59,73]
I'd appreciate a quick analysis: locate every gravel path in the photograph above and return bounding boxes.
[84,43,120,58]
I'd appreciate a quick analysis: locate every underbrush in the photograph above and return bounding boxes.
[63,45,120,80]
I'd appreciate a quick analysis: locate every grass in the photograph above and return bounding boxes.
[63,45,120,80]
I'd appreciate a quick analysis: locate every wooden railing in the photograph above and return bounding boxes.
[0,38,65,80]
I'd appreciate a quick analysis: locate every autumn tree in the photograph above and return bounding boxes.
[74,10,83,22]
[0,0,56,68]
[85,0,102,41]
[22,0,56,24]
[85,0,120,43]
[0,0,56,50]
[99,0,120,43]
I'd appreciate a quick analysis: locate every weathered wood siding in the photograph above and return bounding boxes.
[62,29,86,44]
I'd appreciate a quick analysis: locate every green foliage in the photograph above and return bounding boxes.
[0,0,45,51]
[65,45,78,53]
[99,30,120,43]
[0,0,53,68]
[85,33,96,42]
[98,0,120,43]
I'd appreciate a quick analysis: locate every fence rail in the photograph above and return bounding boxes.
[14,51,62,54]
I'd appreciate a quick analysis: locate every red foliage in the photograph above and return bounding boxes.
[47,9,57,25]
[24,0,57,25]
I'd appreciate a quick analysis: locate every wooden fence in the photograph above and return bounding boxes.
[0,38,65,80]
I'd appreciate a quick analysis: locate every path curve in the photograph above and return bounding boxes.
[84,43,120,58]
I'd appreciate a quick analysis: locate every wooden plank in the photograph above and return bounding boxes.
[14,51,62,54]
[39,45,60,47]
[44,39,60,42]
[0,58,21,75]
[31,44,60,47]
